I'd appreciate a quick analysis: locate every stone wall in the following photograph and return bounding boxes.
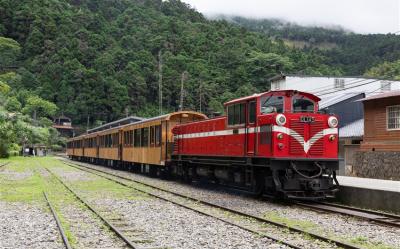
[352,151,400,180]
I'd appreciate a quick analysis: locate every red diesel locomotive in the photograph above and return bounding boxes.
[171,90,339,199]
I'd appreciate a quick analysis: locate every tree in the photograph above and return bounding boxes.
[22,95,58,121]
[0,37,21,69]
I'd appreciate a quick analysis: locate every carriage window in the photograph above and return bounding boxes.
[134,129,141,147]
[141,127,149,147]
[260,95,284,114]
[129,130,133,146]
[150,126,155,146]
[292,96,315,113]
[248,101,256,123]
[155,125,161,146]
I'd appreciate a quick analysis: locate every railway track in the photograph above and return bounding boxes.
[0,162,10,169]
[295,201,400,228]
[60,159,364,249]
[43,191,73,249]
[44,167,145,249]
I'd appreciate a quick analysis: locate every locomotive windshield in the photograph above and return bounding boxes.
[260,95,284,114]
[292,96,315,113]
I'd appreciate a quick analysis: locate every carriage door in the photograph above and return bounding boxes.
[246,100,257,155]
[96,135,99,158]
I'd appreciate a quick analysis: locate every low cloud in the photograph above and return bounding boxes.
[182,0,400,34]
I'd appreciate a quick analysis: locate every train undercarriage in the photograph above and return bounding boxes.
[70,155,339,200]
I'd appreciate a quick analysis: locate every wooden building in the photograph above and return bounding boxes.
[53,115,74,137]
[360,91,400,152]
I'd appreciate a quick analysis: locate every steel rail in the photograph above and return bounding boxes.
[0,162,10,169]
[43,191,73,249]
[61,159,363,249]
[44,168,139,249]
[296,201,400,228]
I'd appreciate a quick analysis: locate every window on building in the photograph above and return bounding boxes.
[381,81,391,91]
[334,78,345,89]
[260,95,284,114]
[387,105,400,130]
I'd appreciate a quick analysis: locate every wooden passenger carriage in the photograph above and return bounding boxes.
[67,111,207,169]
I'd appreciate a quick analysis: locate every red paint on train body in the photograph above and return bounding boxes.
[173,90,338,160]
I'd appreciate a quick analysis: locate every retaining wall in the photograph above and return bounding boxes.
[352,151,400,180]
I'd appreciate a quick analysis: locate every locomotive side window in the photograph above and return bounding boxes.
[228,105,234,125]
[228,103,246,126]
[260,95,283,114]
[248,101,256,124]
[292,96,315,113]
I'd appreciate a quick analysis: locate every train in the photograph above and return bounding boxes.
[67,90,339,200]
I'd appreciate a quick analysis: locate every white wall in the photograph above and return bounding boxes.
[271,76,400,99]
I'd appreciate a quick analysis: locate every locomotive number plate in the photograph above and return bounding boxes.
[300,116,315,123]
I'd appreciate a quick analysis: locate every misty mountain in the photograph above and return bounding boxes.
[215,15,400,75]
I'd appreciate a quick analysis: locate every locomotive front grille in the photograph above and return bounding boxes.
[309,121,324,155]
[289,119,324,155]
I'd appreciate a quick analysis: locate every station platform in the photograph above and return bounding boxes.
[335,176,400,214]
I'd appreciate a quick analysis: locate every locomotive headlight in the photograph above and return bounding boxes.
[276,114,287,126]
[328,116,338,128]
[277,133,284,140]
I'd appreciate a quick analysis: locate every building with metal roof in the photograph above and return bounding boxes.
[339,119,364,139]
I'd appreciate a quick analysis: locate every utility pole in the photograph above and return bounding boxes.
[158,49,163,115]
[199,81,202,113]
[179,71,188,111]
[86,114,90,133]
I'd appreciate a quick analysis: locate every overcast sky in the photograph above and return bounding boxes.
[181,0,400,34]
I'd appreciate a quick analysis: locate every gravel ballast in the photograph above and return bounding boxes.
[0,202,63,249]
[71,159,400,249]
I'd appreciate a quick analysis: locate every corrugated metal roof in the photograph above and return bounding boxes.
[361,90,400,101]
[87,116,144,133]
[339,119,364,138]
[319,92,363,109]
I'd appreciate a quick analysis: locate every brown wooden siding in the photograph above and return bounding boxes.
[361,96,400,152]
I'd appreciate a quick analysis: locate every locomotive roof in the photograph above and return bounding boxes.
[224,90,321,106]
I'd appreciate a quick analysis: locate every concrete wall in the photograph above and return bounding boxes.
[353,151,400,180]
[337,186,400,214]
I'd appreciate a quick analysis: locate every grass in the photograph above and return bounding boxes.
[0,156,150,247]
